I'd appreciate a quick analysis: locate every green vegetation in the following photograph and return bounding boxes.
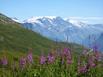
[0,13,83,55]
[0,48,103,77]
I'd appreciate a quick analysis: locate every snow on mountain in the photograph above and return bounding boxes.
[23,16,56,23]
[20,16,103,51]
[68,19,88,28]
[11,17,20,23]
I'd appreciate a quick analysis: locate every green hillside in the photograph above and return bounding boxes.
[0,13,83,55]
[0,13,56,53]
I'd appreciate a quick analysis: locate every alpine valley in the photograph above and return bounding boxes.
[17,16,103,51]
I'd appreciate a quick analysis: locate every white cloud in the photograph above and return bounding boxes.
[68,17,103,24]
[68,17,103,20]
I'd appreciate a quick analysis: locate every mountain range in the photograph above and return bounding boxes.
[18,16,103,51]
[0,13,84,55]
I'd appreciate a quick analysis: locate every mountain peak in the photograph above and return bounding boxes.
[23,16,88,27]
[23,16,57,23]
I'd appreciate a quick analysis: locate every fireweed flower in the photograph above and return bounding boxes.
[27,52,33,64]
[1,56,8,66]
[19,57,26,69]
[47,52,55,63]
[40,55,46,64]
[66,56,72,64]
[62,48,72,64]
[88,56,96,68]
[77,58,88,74]
[66,50,72,64]
[78,65,87,74]
[62,48,72,57]
[63,48,70,56]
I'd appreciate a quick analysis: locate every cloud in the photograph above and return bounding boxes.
[69,17,103,20]
[68,17,103,24]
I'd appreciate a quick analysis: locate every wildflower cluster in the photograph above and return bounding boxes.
[0,48,103,77]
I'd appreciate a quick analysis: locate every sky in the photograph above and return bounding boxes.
[0,0,103,23]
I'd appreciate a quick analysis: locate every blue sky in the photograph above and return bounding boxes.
[0,0,103,23]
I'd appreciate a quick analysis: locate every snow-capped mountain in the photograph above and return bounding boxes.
[23,16,56,23]
[18,16,103,51]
